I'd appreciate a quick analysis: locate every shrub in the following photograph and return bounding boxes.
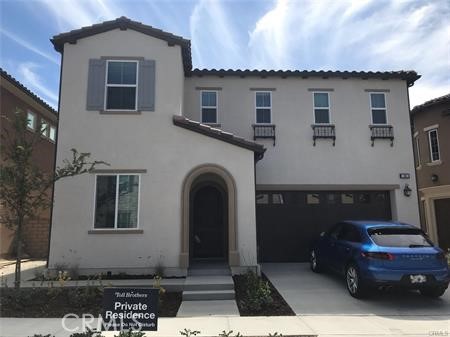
[113,332,145,337]
[70,328,103,337]
[241,270,272,312]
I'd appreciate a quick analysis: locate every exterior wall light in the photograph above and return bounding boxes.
[403,184,412,197]
[431,174,439,182]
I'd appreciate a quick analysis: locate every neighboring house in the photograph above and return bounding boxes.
[0,68,58,258]
[48,17,420,275]
[411,94,450,251]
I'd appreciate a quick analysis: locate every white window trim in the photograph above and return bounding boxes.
[92,173,141,230]
[40,119,49,137]
[104,60,139,112]
[414,135,421,169]
[255,91,272,124]
[200,90,218,124]
[427,129,440,163]
[49,125,57,142]
[369,92,388,125]
[423,124,439,132]
[26,110,36,130]
[312,91,332,124]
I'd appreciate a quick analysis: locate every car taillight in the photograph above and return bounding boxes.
[361,252,395,260]
[436,252,446,261]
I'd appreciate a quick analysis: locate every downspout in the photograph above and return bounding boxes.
[46,49,64,268]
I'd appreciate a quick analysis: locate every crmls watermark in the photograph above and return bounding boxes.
[429,331,449,336]
[61,314,146,332]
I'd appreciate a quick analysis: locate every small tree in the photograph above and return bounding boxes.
[0,110,108,288]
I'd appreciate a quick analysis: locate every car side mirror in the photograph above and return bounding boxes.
[320,231,325,237]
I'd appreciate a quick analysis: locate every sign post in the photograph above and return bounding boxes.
[101,288,158,331]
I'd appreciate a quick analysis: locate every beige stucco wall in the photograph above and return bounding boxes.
[49,29,257,274]
[184,76,420,225]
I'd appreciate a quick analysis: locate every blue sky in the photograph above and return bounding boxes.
[1,0,449,109]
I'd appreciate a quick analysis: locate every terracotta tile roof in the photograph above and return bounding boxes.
[189,69,421,86]
[411,93,450,114]
[51,16,192,74]
[0,67,58,116]
[173,115,265,160]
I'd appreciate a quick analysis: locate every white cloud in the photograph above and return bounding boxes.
[189,0,244,69]
[18,62,58,108]
[0,29,59,65]
[248,0,450,105]
[40,0,119,31]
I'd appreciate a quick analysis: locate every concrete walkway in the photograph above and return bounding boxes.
[0,317,315,337]
[0,259,46,285]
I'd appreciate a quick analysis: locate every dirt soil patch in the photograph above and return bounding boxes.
[233,273,295,316]
[0,287,181,317]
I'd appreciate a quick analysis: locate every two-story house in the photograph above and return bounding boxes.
[412,94,450,251]
[0,68,58,258]
[48,17,420,275]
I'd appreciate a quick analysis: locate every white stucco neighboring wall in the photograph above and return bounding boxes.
[49,29,257,274]
[184,76,420,225]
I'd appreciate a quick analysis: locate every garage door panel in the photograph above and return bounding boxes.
[257,191,391,262]
[434,198,450,251]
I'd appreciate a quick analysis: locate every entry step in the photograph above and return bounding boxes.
[184,275,234,291]
[182,289,235,301]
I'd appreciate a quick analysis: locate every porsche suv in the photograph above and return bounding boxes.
[310,221,449,298]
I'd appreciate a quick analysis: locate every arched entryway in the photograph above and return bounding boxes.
[180,164,239,268]
[190,181,228,261]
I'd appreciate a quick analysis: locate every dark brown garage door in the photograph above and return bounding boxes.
[256,191,392,262]
[434,198,450,251]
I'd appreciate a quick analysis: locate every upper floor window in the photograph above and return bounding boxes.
[313,92,330,124]
[414,135,421,167]
[40,119,49,137]
[27,111,36,130]
[94,174,140,229]
[201,91,217,124]
[370,93,387,124]
[49,125,57,142]
[105,61,138,111]
[428,129,440,162]
[255,92,271,124]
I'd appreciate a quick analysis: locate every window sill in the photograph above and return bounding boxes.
[202,123,221,128]
[99,110,142,115]
[416,165,422,170]
[88,229,143,234]
[426,160,442,166]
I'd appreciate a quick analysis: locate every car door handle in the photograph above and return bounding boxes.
[345,247,350,252]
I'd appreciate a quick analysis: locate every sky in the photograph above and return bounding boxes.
[0,0,449,110]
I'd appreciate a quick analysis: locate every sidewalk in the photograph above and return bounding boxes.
[1,315,448,337]
[0,317,316,337]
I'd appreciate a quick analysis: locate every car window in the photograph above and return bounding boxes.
[368,227,432,247]
[329,223,343,240]
[338,224,362,243]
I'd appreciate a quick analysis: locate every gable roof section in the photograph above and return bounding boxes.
[411,93,450,115]
[173,115,265,160]
[1,67,58,116]
[189,69,421,86]
[51,16,192,74]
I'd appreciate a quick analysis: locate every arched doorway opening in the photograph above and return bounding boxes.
[190,179,228,261]
[180,164,239,268]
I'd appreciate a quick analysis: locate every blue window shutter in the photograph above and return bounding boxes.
[138,59,155,111]
[86,59,106,110]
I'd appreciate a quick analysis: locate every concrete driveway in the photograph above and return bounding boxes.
[263,263,450,336]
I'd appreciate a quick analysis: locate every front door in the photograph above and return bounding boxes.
[192,185,227,260]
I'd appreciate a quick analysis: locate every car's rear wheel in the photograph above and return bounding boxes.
[310,249,322,273]
[346,263,367,298]
[420,286,447,298]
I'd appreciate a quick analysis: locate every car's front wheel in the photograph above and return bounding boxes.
[420,286,447,298]
[345,263,368,298]
[310,249,322,273]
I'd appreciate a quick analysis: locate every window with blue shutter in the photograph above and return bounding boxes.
[86,58,155,112]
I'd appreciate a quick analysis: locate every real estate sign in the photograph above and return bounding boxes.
[101,288,158,331]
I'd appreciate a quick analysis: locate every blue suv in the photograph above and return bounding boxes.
[310,221,449,298]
